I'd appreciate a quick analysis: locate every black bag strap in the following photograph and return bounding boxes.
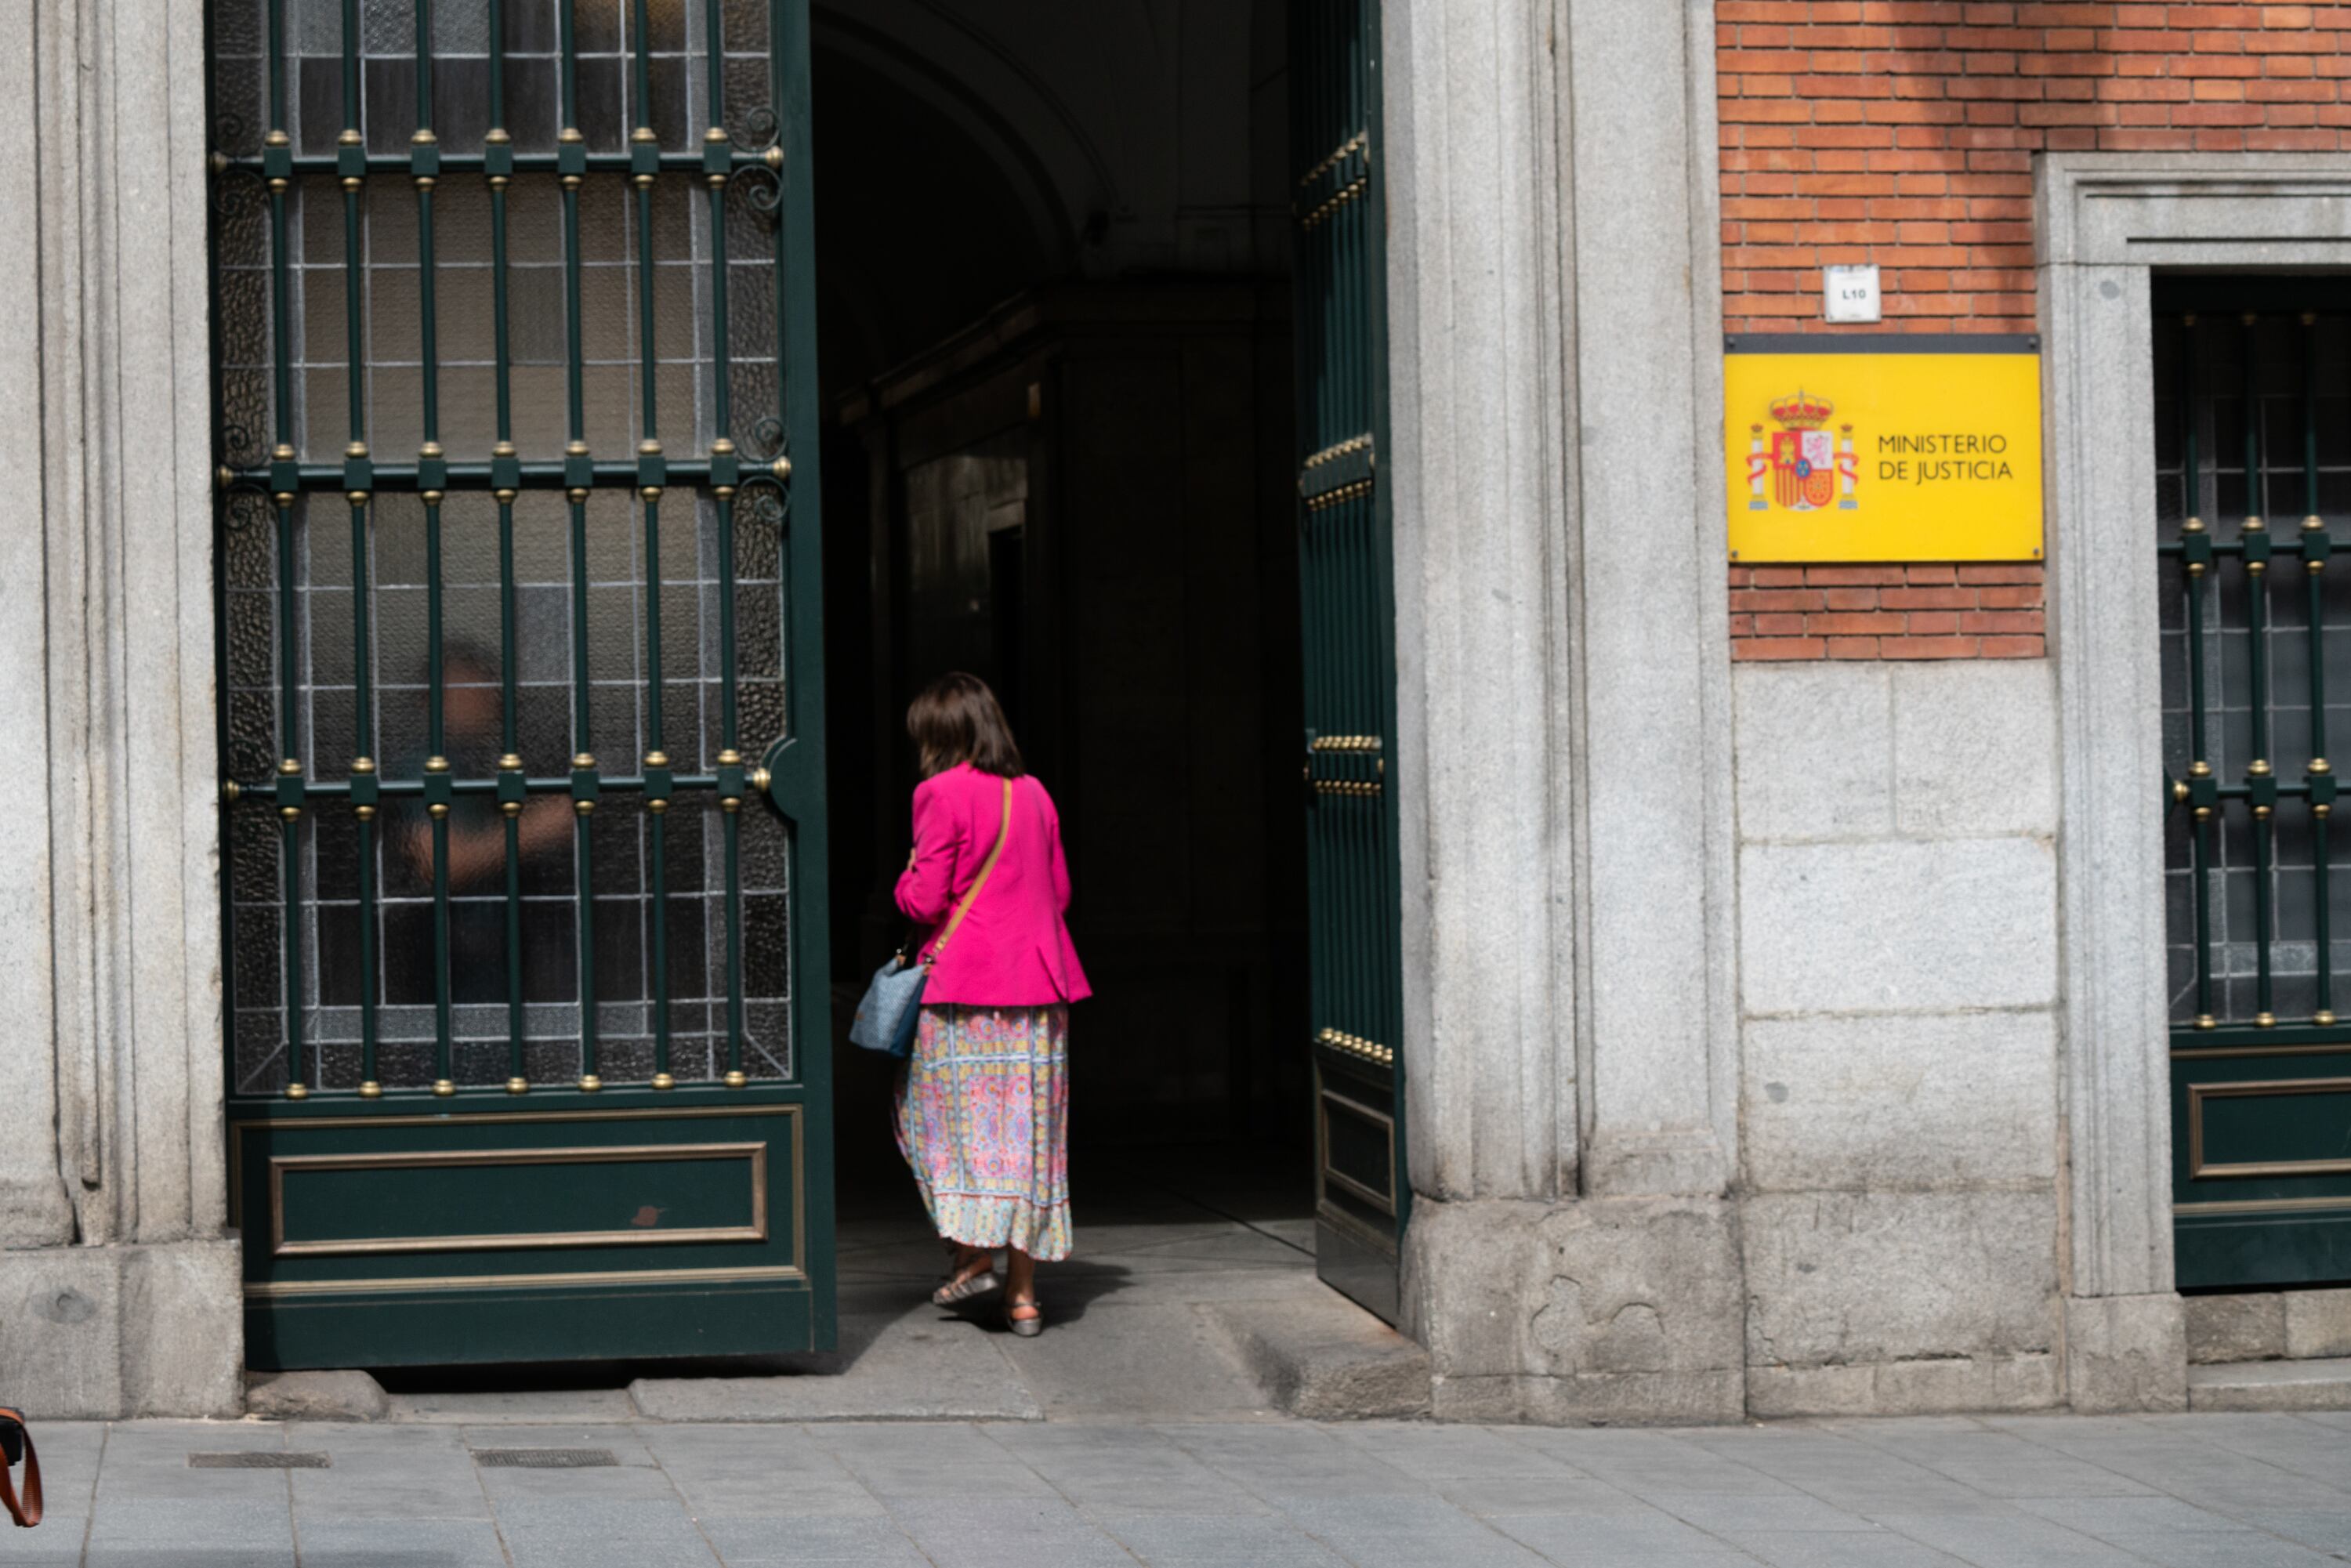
[0,1408,42,1528]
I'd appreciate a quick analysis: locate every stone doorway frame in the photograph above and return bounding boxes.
[0,0,241,1418]
[2041,151,2351,1410]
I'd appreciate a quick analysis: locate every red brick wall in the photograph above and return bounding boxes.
[1730,563,2046,660]
[1717,2,2346,662]
[1719,2,2351,335]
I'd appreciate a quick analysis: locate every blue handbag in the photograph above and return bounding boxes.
[849,777,1012,1059]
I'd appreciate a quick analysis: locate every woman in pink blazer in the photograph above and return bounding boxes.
[892,673,1089,1336]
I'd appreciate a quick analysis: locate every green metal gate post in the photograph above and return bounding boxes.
[1291,0,1409,1325]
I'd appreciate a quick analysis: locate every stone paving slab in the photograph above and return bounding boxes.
[31,1412,2351,1563]
[632,1312,1046,1423]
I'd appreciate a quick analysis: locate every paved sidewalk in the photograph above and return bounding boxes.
[24,1410,2351,1565]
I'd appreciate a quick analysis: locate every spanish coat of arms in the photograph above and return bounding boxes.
[1744,390,1857,512]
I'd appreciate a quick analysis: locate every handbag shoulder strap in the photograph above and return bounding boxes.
[929,777,1013,963]
[0,1409,42,1528]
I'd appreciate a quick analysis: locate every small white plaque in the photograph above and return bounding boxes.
[1824,264,1882,324]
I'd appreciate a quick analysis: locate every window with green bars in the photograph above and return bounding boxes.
[2157,281,2351,1035]
[211,0,799,1096]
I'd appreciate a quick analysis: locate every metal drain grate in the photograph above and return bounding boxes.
[472,1447,619,1469]
[189,1451,331,1469]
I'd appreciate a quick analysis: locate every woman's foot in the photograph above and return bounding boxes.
[1005,1295,1044,1338]
[931,1246,1002,1307]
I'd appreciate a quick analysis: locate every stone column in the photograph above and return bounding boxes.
[1386,0,1742,1424]
[0,0,241,1419]
[1385,0,1577,1214]
[1562,0,1738,1202]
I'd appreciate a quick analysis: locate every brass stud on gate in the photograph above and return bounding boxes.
[651,1073,676,1092]
[2256,1012,2278,1028]
[579,1074,603,1093]
[2319,1011,2339,1027]
[2195,1013,2218,1031]
[432,1079,455,1098]
[723,1070,748,1089]
[719,748,743,814]
[359,1081,382,1099]
[505,1077,529,1095]
[286,1082,309,1100]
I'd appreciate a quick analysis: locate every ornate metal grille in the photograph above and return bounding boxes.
[209,0,810,1100]
[2158,290,2351,1035]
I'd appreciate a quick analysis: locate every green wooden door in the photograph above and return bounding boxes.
[207,0,832,1368]
[1291,0,1407,1324]
[2159,281,2351,1289]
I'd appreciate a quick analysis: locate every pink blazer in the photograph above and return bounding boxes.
[894,762,1091,1008]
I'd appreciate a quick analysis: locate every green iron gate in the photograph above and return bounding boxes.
[2160,280,2351,1290]
[206,0,831,1367]
[1291,0,1407,1324]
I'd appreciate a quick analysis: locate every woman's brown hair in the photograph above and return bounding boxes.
[907,672,1026,780]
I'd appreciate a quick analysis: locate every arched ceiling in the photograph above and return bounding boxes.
[810,0,1285,396]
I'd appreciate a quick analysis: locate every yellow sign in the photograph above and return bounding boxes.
[1724,338,2043,562]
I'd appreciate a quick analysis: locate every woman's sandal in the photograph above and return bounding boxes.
[1006,1297,1044,1338]
[932,1250,1002,1307]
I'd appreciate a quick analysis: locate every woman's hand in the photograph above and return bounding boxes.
[906,846,918,871]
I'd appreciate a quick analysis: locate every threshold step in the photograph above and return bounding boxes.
[2189,1356,2351,1412]
[1206,1295,1430,1420]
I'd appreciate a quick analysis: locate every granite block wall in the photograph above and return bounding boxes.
[1732,657,2066,1413]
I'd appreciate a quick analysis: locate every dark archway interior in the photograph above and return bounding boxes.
[808,2,1311,1208]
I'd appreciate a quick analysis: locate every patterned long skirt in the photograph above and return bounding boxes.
[894,1003,1073,1261]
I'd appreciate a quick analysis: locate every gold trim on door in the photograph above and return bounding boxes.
[2188,1077,2351,1179]
[229,1103,802,1230]
[1317,1083,1397,1218]
[244,1263,807,1298]
[266,1142,769,1258]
